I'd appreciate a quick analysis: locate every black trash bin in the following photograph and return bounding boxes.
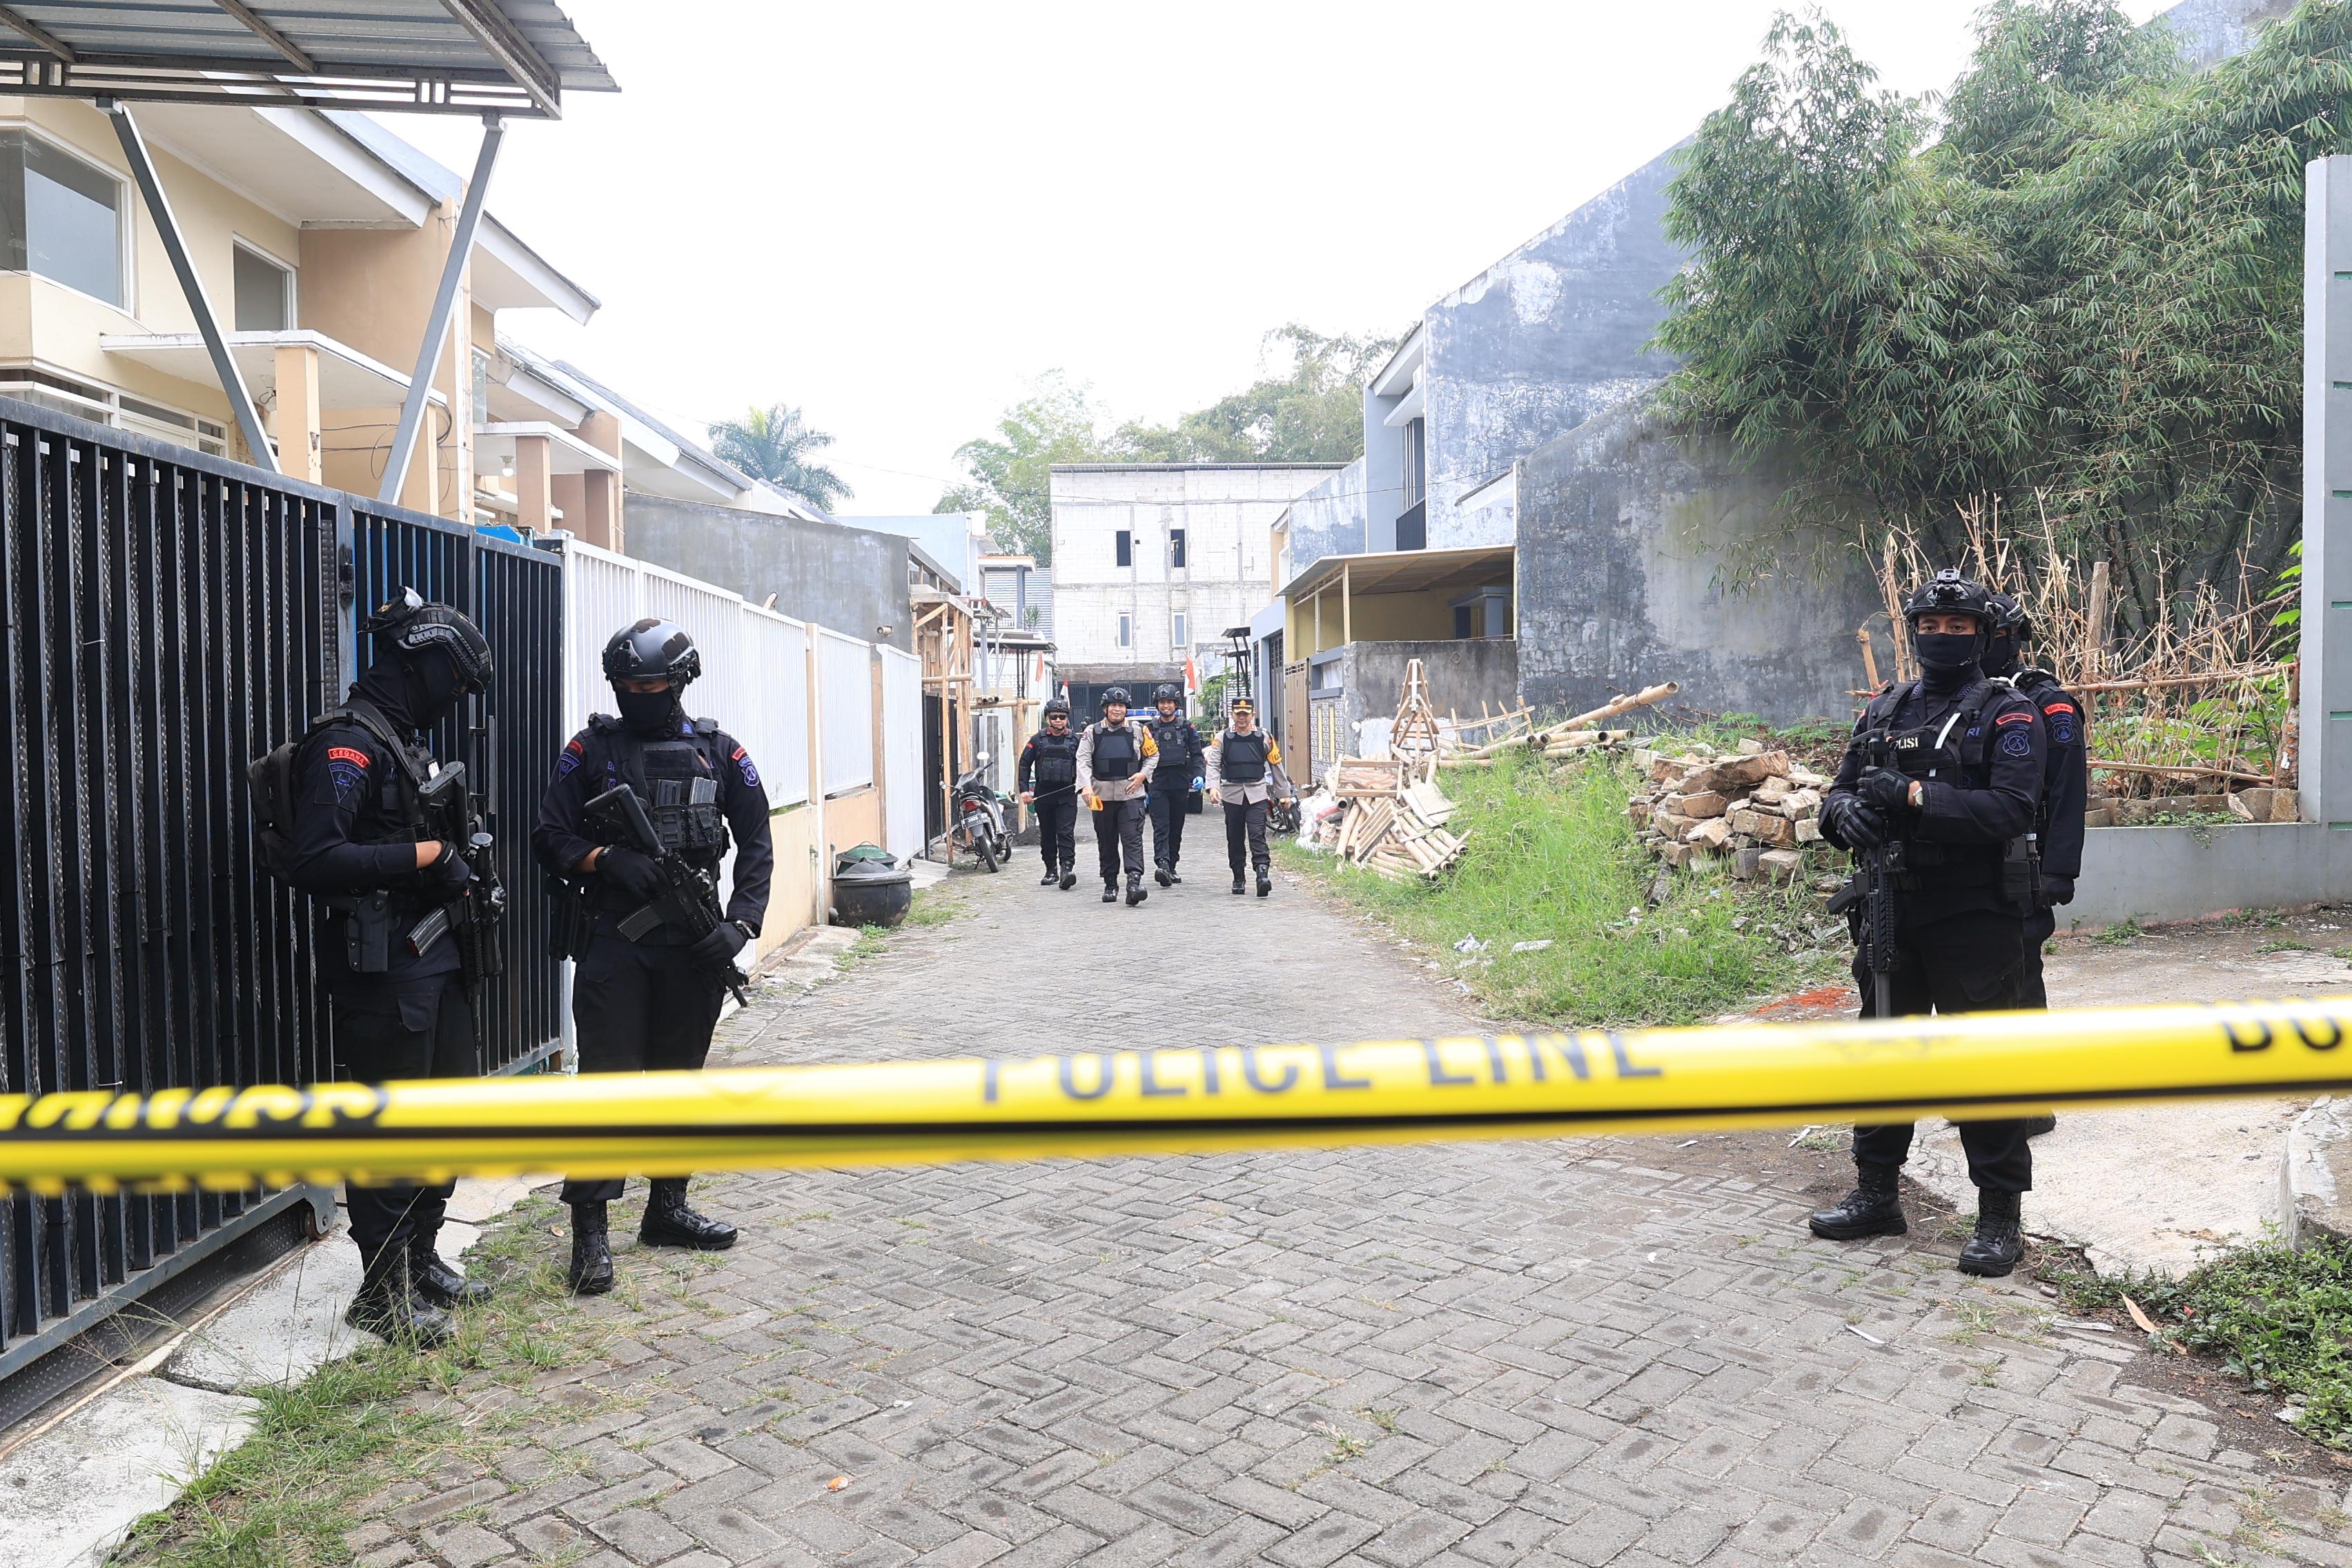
[830,845,913,928]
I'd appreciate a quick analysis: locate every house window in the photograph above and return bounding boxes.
[1403,418,1427,509]
[0,131,126,306]
[1116,611,1132,649]
[1115,529,1132,568]
[1170,528,1186,568]
[1171,611,1186,650]
[1455,605,1475,639]
[233,242,293,332]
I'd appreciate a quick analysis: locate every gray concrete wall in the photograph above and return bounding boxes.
[1282,458,1368,576]
[2065,822,2352,932]
[1418,144,1692,552]
[1343,639,1520,733]
[625,494,913,650]
[1515,398,1883,727]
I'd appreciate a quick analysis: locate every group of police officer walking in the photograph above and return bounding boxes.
[1016,683,1293,903]
[278,562,2079,1345]
[1808,569,2087,1278]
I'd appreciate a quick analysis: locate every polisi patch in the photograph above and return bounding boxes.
[1995,712,2034,725]
[2001,730,2034,758]
[731,745,759,788]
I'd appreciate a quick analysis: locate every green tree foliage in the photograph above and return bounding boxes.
[709,403,852,512]
[1657,1,2352,634]
[938,326,1395,563]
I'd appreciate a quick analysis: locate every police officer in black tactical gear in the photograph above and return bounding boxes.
[1809,570,2047,1278]
[534,618,774,1295]
[1018,698,1081,890]
[1145,683,1204,887]
[287,589,496,1346]
[1983,592,2087,1008]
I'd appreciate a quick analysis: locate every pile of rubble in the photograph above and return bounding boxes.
[1627,741,1835,882]
[1309,757,1468,882]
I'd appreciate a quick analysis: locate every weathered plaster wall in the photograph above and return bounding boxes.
[1280,458,1369,579]
[1346,640,1518,730]
[1418,144,1691,552]
[1516,399,1882,727]
[625,495,912,651]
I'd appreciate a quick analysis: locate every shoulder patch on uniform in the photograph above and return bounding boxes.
[2041,701,2075,716]
[2001,730,2035,758]
[556,736,585,777]
[731,743,759,787]
[326,747,370,803]
[326,745,369,765]
[1995,711,2035,725]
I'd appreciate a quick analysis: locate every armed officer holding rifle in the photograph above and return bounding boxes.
[1810,570,2046,1278]
[535,618,773,1297]
[284,589,498,1346]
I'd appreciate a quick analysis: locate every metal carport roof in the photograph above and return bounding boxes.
[0,1,615,117]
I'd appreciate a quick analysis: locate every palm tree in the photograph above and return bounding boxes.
[709,403,852,511]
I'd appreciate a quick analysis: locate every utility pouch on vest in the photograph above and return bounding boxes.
[547,874,592,960]
[342,890,393,973]
[2003,835,2041,918]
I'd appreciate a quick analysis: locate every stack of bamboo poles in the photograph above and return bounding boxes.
[1329,759,1467,881]
[1440,683,1680,768]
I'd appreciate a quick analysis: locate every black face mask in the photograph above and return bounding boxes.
[403,649,466,731]
[1913,631,1983,692]
[616,687,680,736]
[1981,632,2020,678]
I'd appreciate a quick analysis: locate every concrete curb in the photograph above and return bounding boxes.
[2280,1096,2352,1251]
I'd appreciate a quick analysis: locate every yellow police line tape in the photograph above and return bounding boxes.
[4,994,2349,1193]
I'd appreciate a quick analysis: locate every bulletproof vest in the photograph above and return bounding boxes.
[598,716,730,863]
[1032,729,1079,787]
[1092,723,1140,781]
[1222,729,1270,783]
[331,700,433,847]
[1150,716,1197,774]
[1870,679,2015,876]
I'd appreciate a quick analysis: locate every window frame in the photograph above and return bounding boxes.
[1171,610,1186,651]
[1114,529,1133,569]
[231,237,296,333]
[1169,527,1186,569]
[0,123,133,312]
[1116,610,1132,649]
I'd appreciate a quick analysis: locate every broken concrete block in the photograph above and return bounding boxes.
[1734,846,1764,880]
[1671,790,1727,819]
[1754,775,1792,804]
[1794,817,1822,843]
[1783,788,1822,816]
[1738,738,1767,755]
[1691,817,1733,849]
[1628,800,1653,827]
[2275,790,2303,823]
[1710,753,1792,790]
[1758,849,1805,883]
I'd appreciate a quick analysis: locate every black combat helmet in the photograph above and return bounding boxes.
[1043,698,1071,719]
[1986,591,2032,644]
[1901,569,1995,628]
[365,587,493,692]
[1153,683,1181,705]
[1101,685,1131,709]
[602,618,702,687]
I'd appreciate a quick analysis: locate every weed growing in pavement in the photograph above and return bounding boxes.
[1282,751,1841,1026]
[2097,919,2146,945]
[901,889,960,928]
[116,1195,620,1568]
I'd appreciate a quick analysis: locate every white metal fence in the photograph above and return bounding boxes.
[879,645,923,859]
[816,627,874,796]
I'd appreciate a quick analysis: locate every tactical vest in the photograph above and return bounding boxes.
[1868,678,2018,881]
[591,714,731,863]
[1150,716,1198,776]
[1222,729,1269,783]
[1092,723,1140,781]
[1031,730,1079,789]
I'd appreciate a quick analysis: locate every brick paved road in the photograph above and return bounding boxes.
[353,839,2344,1568]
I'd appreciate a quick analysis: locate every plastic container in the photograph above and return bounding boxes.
[829,845,912,928]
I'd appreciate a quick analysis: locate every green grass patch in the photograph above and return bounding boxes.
[2120,1237,2352,1449]
[119,1196,624,1568]
[1284,751,1842,1026]
[901,888,960,928]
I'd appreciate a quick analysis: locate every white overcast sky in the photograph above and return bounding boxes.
[393,0,2176,516]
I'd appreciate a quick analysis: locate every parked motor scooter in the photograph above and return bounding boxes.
[952,754,1015,872]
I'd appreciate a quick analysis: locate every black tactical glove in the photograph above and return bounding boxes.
[597,847,664,904]
[1820,795,1888,850]
[422,841,471,893]
[1854,767,1913,814]
[2040,876,2075,908]
[687,921,748,974]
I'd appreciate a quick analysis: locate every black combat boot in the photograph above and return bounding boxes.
[1125,876,1148,907]
[1102,881,1119,903]
[1231,874,1246,895]
[1169,872,1182,885]
[1039,865,1058,885]
[346,1252,454,1346]
[1058,870,1076,891]
[410,1237,490,1309]
[641,1178,738,1250]
[1155,863,1173,888]
[1957,1188,2025,1277]
[2022,1114,2057,1137]
[1255,872,1272,897]
[1807,1162,1907,1240]
[567,1201,615,1295]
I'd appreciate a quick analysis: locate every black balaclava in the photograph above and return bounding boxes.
[616,683,683,737]
[353,647,462,736]
[1912,618,1984,697]
[1982,626,2021,679]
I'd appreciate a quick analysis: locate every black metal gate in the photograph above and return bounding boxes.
[0,396,563,1398]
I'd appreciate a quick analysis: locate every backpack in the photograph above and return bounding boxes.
[248,700,424,883]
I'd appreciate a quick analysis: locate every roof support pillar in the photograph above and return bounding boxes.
[378,113,502,506]
[102,98,277,475]
[513,433,553,534]
[274,341,322,482]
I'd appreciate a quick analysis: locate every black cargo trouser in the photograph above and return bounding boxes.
[1093,796,1146,884]
[1147,786,1191,870]
[561,929,727,1204]
[1225,797,1271,876]
[2019,907,2057,1009]
[1032,790,1077,874]
[1850,906,2034,1192]
[334,969,477,1277]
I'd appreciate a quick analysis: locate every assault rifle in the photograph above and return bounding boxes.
[412,764,506,1048]
[583,783,749,1007]
[1855,729,1904,1019]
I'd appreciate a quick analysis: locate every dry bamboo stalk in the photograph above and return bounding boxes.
[2084,558,2112,683]
[1856,625,1881,689]
[1557,682,1681,732]
[2089,760,2272,785]
[2069,666,2284,697]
